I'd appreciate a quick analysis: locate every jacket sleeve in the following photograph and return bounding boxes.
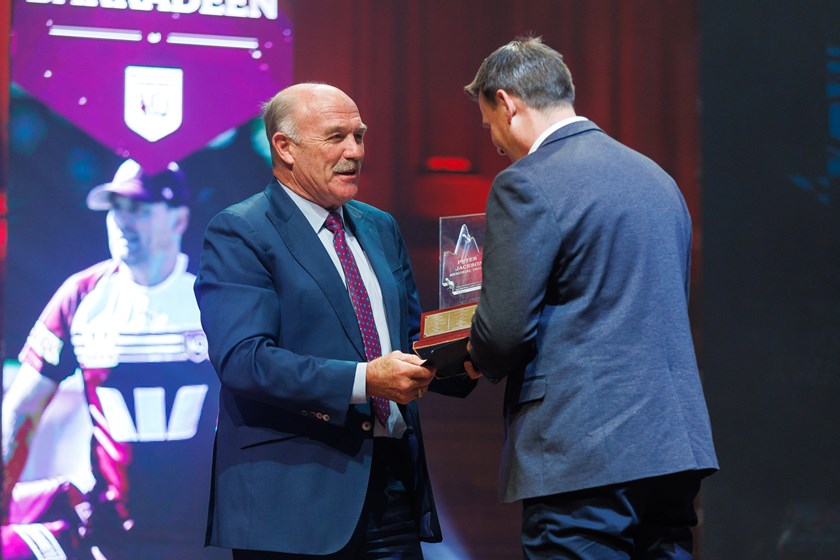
[469,167,559,381]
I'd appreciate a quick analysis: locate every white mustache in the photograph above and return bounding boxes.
[333,160,360,173]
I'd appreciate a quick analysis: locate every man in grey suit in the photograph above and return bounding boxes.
[463,37,718,559]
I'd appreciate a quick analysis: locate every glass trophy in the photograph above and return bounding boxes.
[439,213,485,309]
[413,213,485,377]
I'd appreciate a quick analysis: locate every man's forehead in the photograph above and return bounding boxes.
[321,116,367,132]
[297,90,362,121]
[302,108,367,135]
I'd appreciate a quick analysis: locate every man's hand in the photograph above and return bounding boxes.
[464,341,483,380]
[366,351,435,404]
[463,360,483,380]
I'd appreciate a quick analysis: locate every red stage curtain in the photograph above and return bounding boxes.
[288,0,700,304]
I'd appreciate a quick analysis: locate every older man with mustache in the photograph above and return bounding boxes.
[194,83,475,560]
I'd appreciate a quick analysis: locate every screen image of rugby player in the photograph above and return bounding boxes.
[3,2,291,557]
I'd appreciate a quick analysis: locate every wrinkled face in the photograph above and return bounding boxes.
[107,195,186,266]
[478,94,515,161]
[285,89,367,209]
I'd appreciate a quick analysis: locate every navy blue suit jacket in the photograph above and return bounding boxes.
[469,121,718,503]
[195,182,464,554]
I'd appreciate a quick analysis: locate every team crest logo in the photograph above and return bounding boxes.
[124,66,184,143]
[185,330,209,363]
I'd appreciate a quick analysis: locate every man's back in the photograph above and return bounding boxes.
[475,121,717,502]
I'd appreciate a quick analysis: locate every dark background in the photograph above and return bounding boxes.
[700,1,840,558]
[2,0,839,558]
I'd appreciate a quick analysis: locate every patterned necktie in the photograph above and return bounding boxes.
[324,211,391,427]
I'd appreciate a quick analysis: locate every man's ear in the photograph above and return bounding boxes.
[170,206,190,235]
[272,132,295,166]
[496,89,518,124]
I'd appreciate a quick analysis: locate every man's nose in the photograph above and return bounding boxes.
[343,137,364,159]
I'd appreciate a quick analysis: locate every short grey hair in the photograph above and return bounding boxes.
[262,88,302,152]
[464,36,575,110]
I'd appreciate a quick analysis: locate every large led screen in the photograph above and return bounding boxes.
[3,2,292,558]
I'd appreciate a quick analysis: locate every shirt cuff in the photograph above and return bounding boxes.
[351,362,367,404]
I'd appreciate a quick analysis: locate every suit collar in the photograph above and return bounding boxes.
[264,179,297,222]
[279,181,334,233]
[529,116,589,154]
[266,180,363,237]
[536,119,603,151]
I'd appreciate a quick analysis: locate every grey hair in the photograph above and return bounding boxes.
[261,88,302,153]
[464,35,575,110]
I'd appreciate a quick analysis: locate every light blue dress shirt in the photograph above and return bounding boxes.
[281,182,407,438]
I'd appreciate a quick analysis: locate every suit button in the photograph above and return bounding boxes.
[322,414,331,422]
[315,412,323,420]
[300,410,308,416]
[361,420,373,431]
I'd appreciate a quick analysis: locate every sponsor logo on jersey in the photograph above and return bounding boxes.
[96,384,208,442]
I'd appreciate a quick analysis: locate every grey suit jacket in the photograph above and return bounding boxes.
[469,121,718,503]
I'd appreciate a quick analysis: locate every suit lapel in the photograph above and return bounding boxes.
[344,203,401,353]
[263,183,367,359]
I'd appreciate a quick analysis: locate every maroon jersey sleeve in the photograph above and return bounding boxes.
[18,260,116,383]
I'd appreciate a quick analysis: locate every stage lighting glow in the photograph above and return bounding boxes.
[166,32,258,49]
[48,25,142,41]
[249,119,271,166]
[207,127,237,149]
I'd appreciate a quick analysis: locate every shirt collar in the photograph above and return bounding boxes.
[278,180,345,233]
[528,116,589,155]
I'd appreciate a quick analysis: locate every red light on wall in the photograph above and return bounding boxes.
[425,156,473,173]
